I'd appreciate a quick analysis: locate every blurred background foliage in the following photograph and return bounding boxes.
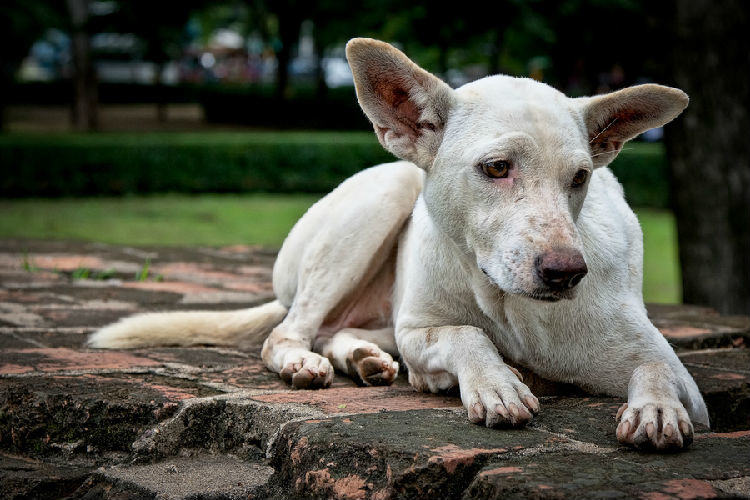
[0,0,747,311]
[1,0,677,129]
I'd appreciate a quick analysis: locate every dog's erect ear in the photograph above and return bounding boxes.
[346,38,455,168]
[579,84,688,167]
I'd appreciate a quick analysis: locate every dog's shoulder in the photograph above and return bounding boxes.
[579,167,643,260]
[584,168,639,227]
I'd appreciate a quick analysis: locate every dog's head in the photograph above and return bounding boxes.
[347,38,687,302]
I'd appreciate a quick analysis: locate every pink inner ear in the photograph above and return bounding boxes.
[590,108,648,153]
[369,71,423,137]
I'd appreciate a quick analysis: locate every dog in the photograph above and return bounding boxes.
[88,38,709,450]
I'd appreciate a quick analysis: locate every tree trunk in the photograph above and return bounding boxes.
[274,15,302,101]
[436,42,448,78]
[487,26,506,76]
[664,0,750,314]
[313,30,327,100]
[67,0,98,131]
[0,66,11,131]
[154,61,167,123]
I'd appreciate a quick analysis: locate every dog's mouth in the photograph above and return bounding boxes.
[517,289,574,302]
[480,267,574,302]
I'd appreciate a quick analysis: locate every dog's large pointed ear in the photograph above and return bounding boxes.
[579,84,688,167]
[346,38,455,168]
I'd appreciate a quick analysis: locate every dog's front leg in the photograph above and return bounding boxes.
[397,325,539,427]
[616,362,697,450]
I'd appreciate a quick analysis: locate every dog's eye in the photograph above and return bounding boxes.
[571,169,589,187]
[480,160,510,179]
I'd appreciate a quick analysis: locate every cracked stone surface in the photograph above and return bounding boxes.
[1,239,749,499]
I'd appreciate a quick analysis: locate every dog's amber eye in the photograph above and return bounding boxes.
[481,161,510,179]
[571,169,589,187]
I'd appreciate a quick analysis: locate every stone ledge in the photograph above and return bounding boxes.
[2,348,746,463]
[1,239,749,499]
[82,455,274,500]
[267,404,750,500]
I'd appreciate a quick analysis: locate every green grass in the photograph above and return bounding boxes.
[0,195,681,303]
[636,208,682,304]
[0,194,320,248]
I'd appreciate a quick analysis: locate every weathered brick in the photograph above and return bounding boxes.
[1,240,748,499]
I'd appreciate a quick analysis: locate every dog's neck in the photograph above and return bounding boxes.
[413,195,510,324]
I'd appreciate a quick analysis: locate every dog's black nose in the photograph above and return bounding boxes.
[535,249,588,290]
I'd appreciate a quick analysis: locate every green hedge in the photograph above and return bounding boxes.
[0,132,669,206]
[608,142,670,209]
[0,132,394,197]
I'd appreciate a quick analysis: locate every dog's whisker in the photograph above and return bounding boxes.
[590,146,633,158]
[589,117,619,143]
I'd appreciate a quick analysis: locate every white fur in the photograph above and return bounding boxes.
[90,39,707,450]
[87,300,287,348]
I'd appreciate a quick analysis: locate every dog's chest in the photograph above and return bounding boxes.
[471,281,529,362]
[472,285,589,378]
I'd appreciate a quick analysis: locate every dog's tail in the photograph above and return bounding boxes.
[87,300,288,349]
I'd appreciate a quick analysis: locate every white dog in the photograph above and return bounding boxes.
[89,38,709,450]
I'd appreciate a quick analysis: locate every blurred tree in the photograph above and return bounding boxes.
[363,1,493,79]
[395,5,473,75]
[275,2,307,99]
[533,0,650,94]
[309,0,359,98]
[67,0,98,131]
[484,1,524,76]
[0,0,62,130]
[115,0,209,122]
[251,0,311,100]
[308,0,396,97]
[663,0,750,314]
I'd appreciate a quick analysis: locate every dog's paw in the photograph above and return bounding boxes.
[461,364,539,428]
[616,401,693,450]
[346,345,399,386]
[279,352,334,389]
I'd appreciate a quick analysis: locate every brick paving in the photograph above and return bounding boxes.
[0,239,748,499]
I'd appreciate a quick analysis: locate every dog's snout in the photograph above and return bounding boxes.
[535,249,588,290]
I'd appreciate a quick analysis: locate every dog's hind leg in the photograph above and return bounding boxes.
[314,328,399,386]
[261,162,422,389]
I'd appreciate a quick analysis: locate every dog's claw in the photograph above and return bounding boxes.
[616,420,630,441]
[508,403,520,419]
[679,420,692,437]
[462,364,538,428]
[347,346,398,386]
[508,366,524,382]
[523,395,540,413]
[469,403,485,423]
[664,424,674,438]
[279,366,294,384]
[280,353,334,389]
[616,403,628,421]
[616,401,693,450]
[494,403,510,419]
